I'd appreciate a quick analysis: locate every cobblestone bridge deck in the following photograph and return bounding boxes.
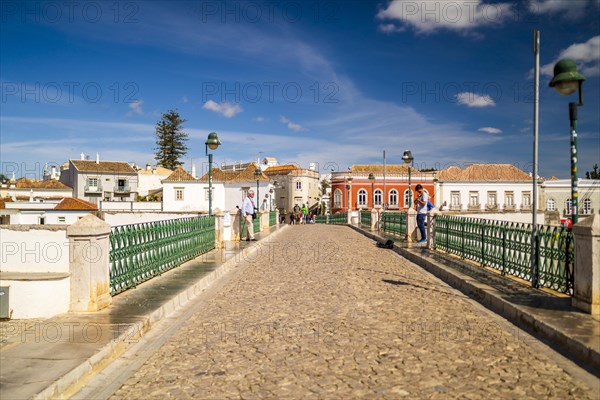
[104,225,598,399]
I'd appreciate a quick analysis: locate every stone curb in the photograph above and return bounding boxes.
[349,224,600,374]
[34,225,289,400]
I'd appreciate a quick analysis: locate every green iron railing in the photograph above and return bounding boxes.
[433,215,574,294]
[269,211,276,226]
[329,212,348,225]
[360,210,371,227]
[253,215,261,233]
[109,216,215,295]
[380,211,407,237]
[314,214,328,224]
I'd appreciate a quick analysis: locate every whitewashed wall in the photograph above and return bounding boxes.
[162,182,225,212]
[437,182,537,211]
[99,201,162,211]
[103,212,202,226]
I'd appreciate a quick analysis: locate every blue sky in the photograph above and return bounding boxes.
[1,0,599,180]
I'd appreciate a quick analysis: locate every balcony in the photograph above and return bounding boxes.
[520,204,532,211]
[449,204,462,211]
[114,184,131,194]
[84,184,102,194]
[467,203,481,211]
[485,203,498,211]
[503,204,516,211]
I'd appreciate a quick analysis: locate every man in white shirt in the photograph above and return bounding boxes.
[414,184,428,243]
[241,190,257,241]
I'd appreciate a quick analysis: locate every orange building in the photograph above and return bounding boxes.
[330,164,436,213]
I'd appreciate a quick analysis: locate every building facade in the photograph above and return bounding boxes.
[264,165,320,214]
[330,164,435,214]
[541,178,599,220]
[60,157,139,204]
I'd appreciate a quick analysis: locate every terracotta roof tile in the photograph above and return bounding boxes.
[438,164,531,181]
[15,178,71,189]
[199,163,269,182]
[351,164,415,173]
[163,166,198,182]
[54,197,98,211]
[71,160,136,174]
[138,166,173,175]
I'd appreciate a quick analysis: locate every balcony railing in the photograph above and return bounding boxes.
[467,203,481,211]
[504,204,516,211]
[485,203,498,211]
[84,184,102,193]
[114,184,131,193]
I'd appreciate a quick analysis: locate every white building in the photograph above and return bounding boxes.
[198,163,271,213]
[541,178,599,219]
[162,166,224,213]
[436,164,537,213]
[263,164,320,214]
[137,164,173,197]
[0,197,98,225]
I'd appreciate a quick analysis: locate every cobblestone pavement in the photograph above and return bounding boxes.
[110,225,599,399]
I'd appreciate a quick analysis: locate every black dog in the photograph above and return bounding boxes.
[376,239,394,249]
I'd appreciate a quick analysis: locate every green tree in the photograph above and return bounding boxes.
[154,109,188,170]
[0,174,7,183]
[585,164,599,179]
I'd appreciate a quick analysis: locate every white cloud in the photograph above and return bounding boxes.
[280,116,306,132]
[182,96,189,103]
[377,0,514,34]
[456,92,496,107]
[253,116,265,122]
[202,100,243,118]
[540,36,600,78]
[478,127,502,134]
[127,100,144,116]
[528,0,591,18]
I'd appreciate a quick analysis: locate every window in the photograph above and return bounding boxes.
[357,189,367,207]
[334,189,342,208]
[505,192,514,206]
[583,198,592,214]
[547,198,556,211]
[39,217,45,225]
[451,191,460,207]
[522,192,531,206]
[296,181,302,190]
[389,189,398,206]
[117,178,127,191]
[58,217,66,223]
[565,198,572,214]
[487,191,497,206]
[403,189,412,208]
[88,177,98,187]
[374,189,382,206]
[175,188,184,201]
[469,192,479,207]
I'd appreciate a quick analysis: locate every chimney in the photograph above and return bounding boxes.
[146,163,151,171]
[80,152,85,160]
[191,163,196,179]
[96,153,100,164]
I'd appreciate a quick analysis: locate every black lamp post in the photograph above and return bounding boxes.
[402,150,414,209]
[549,59,585,224]
[205,132,221,216]
[368,173,375,208]
[254,167,261,210]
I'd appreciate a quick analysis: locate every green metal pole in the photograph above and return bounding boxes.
[569,102,578,224]
[208,153,213,216]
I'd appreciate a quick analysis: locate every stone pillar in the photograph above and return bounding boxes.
[371,209,378,231]
[275,209,280,225]
[214,212,225,249]
[406,208,417,242]
[260,210,269,231]
[572,214,600,315]
[67,214,112,312]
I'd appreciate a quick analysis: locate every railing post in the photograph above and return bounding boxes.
[214,212,225,249]
[67,214,112,312]
[406,208,417,242]
[371,208,378,231]
[275,209,280,225]
[427,212,434,248]
[572,214,600,315]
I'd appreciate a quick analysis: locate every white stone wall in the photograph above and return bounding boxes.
[1,227,70,273]
[0,278,70,319]
[102,212,202,226]
[138,172,170,196]
[437,181,537,211]
[99,201,163,212]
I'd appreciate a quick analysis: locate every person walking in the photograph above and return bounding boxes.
[301,204,308,225]
[242,190,257,241]
[414,184,428,243]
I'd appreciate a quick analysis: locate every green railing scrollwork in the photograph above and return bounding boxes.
[329,212,348,225]
[380,211,407,237]
[109,216,215,295]
[360,210,371,227]
[434,215,574,294]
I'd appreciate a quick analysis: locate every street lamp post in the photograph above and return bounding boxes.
[205,132,221,216]
[549,59,586,225]
[368,173,375,208]
[402,150,414,209]
[254,167,261,210]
